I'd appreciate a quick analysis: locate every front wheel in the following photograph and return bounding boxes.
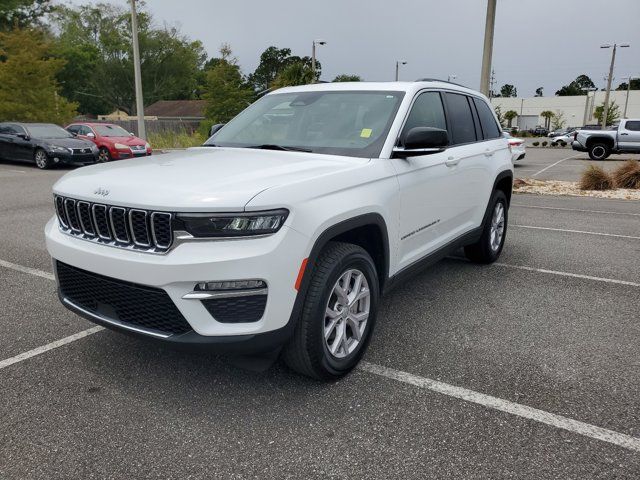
[588,143,610,161]
[97,147,111,163]
[464,190,508,264]
[282,242,379,380]
[34,149,51,169]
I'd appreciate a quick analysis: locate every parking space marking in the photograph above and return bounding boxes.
[511,204,640,217]
[512,224,640,240]
[493,262,640,287]
[0,259,54,281]
[359,362,640,453]
[0,326,104,370]
[532,154,580,177]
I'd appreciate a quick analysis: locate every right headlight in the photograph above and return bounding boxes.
[176,209,289,237]
[114,143,130,150]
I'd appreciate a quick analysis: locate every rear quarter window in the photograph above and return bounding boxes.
[473,98,502,139]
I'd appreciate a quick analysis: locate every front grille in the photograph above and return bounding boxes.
[202,294,267,323]
[57,261,192,336]
[54,195,173,253]
[72,147,93,154]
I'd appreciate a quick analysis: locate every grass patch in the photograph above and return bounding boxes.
[612,160,640,189]
[579,166,615,190]
[148,130,206,149]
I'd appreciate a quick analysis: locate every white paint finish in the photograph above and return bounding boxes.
[492,262,640,288]
[0,326,104,370]
[531,154,580,177]
[511,204,640,217]
[0,259,55,281]
[359,362,640,453]
[512,224,640,240]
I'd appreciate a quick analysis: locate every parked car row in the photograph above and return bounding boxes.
[0,122,151,169]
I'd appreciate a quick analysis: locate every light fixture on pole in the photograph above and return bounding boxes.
[447,74,457,82]
[600,43,630,128]
[129,0,146,140]
[395,60,407,81]
[311,39,326,81]
[622,76,637,118]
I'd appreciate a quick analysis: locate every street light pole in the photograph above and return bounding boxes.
[395,60,407,81]
[600,43,630,128]
[311,39,326,81]
[623,76,635,118]
[479,0,497,96]
[130,0,145,140]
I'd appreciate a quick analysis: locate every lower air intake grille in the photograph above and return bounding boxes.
[201,295,267,323]
[57,261,192,335]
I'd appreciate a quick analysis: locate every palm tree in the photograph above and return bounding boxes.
[540,111,554,130]
[504,110,518,128]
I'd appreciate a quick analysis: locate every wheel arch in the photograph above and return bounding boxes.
[585,136,615,149]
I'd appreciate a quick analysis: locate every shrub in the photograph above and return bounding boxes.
[579,166,615,190]
[559,141,567,147]
[612,160,640,189]
[541,141,548,147]
[147,130,206,149]
[532,141,540,146]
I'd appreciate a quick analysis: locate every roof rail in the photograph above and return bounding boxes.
[415,78,467,88]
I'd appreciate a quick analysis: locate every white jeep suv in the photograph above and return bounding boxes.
[45,81,513,380]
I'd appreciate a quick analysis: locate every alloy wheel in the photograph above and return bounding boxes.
[489,202,505,252]
[35,151,47,169]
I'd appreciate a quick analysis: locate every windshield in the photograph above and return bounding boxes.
[204,90,405,158]
[27,124,72,139]
[94,124,131,137]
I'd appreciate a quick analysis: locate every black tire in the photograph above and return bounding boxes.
[282,241,379,380]
[588,143,610,161]
[34,148,51,170]
[464,190,508,264]
[97,147,111,163]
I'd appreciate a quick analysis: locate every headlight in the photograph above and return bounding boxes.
[50,145,70,153]
[176,209,288,237]
[114,143,130,150]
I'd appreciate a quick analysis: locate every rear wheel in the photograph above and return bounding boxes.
[283,242,379,380]
[464,190,508,264]
[98,147,111,163]
[34,149,51,169]
[588,143,610,160]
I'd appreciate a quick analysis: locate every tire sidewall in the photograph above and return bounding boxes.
[311,251,379,377]
[483,191,508,262]
[34,149,49,169]
[589,144,609,161]
[98,147,111,162]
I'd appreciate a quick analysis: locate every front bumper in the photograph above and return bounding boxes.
[49,151,98,165]
[571,141,587,152]
[45,217,310,350]
[112,148,152,160]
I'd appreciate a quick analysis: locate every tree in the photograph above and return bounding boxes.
[333,74,362,82]
[493,105,504,127]
[594,101,621,126]
[0,28,77,123]
[556,74,595,96]
[272,62,315,88]
[500,84,517,97]
[551,110,566,130]
[203,47,253,123]
[0,0,52,30]
[504,110,518,128]
[616,78,640,91]
[540,111,554,130]
[248,46,320,91]
[535,87,543,97]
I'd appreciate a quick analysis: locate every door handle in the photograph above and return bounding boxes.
[620,133,629,135]
[445,156,461,167]
[484,149,494,157]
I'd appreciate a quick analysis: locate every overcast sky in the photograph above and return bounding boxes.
[63,0,639,96]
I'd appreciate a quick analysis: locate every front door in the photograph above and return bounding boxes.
[618,120,640,151]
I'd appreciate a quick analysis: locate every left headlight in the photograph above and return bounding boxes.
[114,143,130,150]
[176,209,289,237]
[50,145,71,153]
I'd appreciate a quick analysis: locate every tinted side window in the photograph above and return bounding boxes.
[402,92,447,143]
[80,126,92,135]
[626,121,640,131]
[444,93,477,145]
[473,98,501,139]
[67,125,80,134]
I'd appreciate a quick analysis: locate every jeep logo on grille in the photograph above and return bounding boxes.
[94,187,110,197]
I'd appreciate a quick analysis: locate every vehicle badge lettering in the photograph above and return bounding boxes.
[94,187,110,197]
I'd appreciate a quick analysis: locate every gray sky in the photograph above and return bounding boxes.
[64,0,640,96]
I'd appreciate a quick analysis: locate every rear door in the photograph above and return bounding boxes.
[618,120,640,151]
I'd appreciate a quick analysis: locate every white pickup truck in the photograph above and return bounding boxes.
[572,119,640,160]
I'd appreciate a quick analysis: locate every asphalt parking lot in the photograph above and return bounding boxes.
[1,160,639,479]
[515,147,640,182]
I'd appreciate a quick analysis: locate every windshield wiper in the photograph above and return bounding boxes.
[247,144,312,153]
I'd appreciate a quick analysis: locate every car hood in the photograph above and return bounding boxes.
[52,147,368,211]
[103,136,146,146]
[41,137,96,149]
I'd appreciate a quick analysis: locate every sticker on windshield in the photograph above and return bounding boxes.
[360,128,372,138]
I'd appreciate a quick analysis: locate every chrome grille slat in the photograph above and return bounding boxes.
[64,199,81,232]
[54,196,68,228]
[150,212,173,250]
[129,209,151,247]
[109,207,129,243]
[77,201,95,236]
[92,204,112,240]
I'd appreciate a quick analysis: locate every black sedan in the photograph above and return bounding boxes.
[0,122,99,169]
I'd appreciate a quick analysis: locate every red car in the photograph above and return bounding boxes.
[65,122,152,162]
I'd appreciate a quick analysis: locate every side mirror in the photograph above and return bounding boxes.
[209,123,225,136]
[17,133,30,141]
[129,132,135,136]
[86,132,95,138]
[392,127,449,158]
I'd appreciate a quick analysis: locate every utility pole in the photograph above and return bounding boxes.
[311,39,326,81]
[623,76,635,118]
[479,0,497,96]
[130,0,146,140]
[600,43,630,128]
[395,60,407,81]
[489,69,496,99]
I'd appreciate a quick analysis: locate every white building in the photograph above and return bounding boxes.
[490,90,640,130]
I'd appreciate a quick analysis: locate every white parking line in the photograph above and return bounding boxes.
[511,204,640,217]
[532,154,580,177]
[0,259,55,281]
[359,362,640,453]
[493,262,640,287]
[0,326,104,370]
[512,224,640,240]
